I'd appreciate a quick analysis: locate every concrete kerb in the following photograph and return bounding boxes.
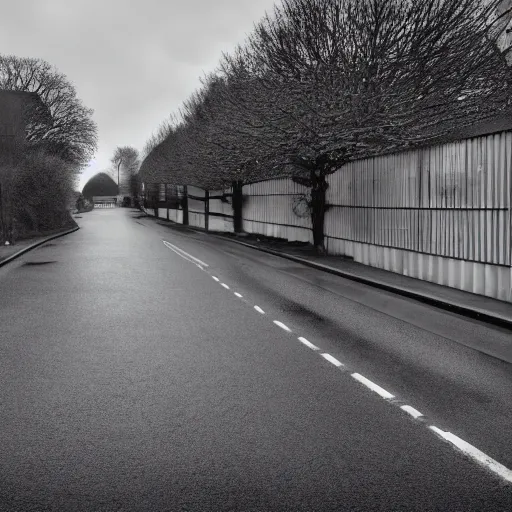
[0,226,80,268]
[216,236,512,331]
[142,213,512,330]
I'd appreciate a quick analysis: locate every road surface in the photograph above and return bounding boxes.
[0,208,511,511]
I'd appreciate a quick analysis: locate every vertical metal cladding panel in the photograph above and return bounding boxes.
[418,132,511,266]
[158,184,166,202]
[224,186,234,217]
[188,185,205,199]
[242,179,311,241]
[326,149,421,251]
[203,188,232,232]
[503,132,512,266]
[188,212,205,229]
[325,130,511,270]
[188,197,205,214]
[208,189,222,215]
[187,185,206,218]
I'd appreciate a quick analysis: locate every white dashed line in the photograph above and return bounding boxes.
[429,426,512,484]
[298,337,319,351]
[273,320,291,332]
[400,405,423,419]
[321,353,344,367]
[160,249,512,485]
[351,373,394,399]
[157,251,512,485]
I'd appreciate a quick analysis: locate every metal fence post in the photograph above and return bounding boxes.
[205,189,209,232]
[165,184,169,221]
[0,183,4,243]
[182,185,189,226]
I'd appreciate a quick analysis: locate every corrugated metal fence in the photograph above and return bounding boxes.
[242,179,313,243]
[325,132,512,267]
[143,130,512,301]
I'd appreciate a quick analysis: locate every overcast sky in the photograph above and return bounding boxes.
[0,0,278,190]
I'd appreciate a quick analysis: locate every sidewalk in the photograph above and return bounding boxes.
[0,224,79,267]
[149,215,512,330]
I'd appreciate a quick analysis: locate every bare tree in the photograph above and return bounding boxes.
[217,0,512,250]
[111,146,140,199]
[141,114,179,160]
[0,55,97,169]
[140,0,511,248]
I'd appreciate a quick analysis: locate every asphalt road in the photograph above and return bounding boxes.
[0,207,511,511]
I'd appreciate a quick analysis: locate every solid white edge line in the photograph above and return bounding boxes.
[162,241,197,266]
[234,292,243,298]
[273,320,291,332]
[298,337,319,351]
[162,240,209,267]
[221,283,230,289]
[400,405,423,419]
[254,306,265,314]
[351,373,394,399]
[162,241,202,266]
[212,276,220,282]
[321,353,344,367]
[429,426,512,484]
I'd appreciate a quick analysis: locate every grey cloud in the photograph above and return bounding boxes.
[0,0,277,189]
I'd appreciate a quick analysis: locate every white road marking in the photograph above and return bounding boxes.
[351,373,394,399]
[273,320,291,332]
[162,241,197,266]
[298,337,319,350]
[321,353,344,367]
[400,405,423,419]
[162,235,512,485]
[162,240,209,267]
[429,426,512,484]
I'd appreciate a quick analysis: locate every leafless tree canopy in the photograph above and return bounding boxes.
[219,0,512,176]
[111,146,141,197]
[0,55,98,169]
[141,114,178,160]
[141,0,512,189]
[111,146,140,175]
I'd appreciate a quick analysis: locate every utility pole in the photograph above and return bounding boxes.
[116,159,122,206]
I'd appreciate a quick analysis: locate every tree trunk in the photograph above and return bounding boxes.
[0,183,4,243]
[205,190,209,231]
[232,180,244,233]
[310,170,328,254]
[182,185,189,226]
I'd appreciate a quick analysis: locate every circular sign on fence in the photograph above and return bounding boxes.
[292,193,311,218]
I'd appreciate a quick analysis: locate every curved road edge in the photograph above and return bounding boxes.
[0,226,80,268]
